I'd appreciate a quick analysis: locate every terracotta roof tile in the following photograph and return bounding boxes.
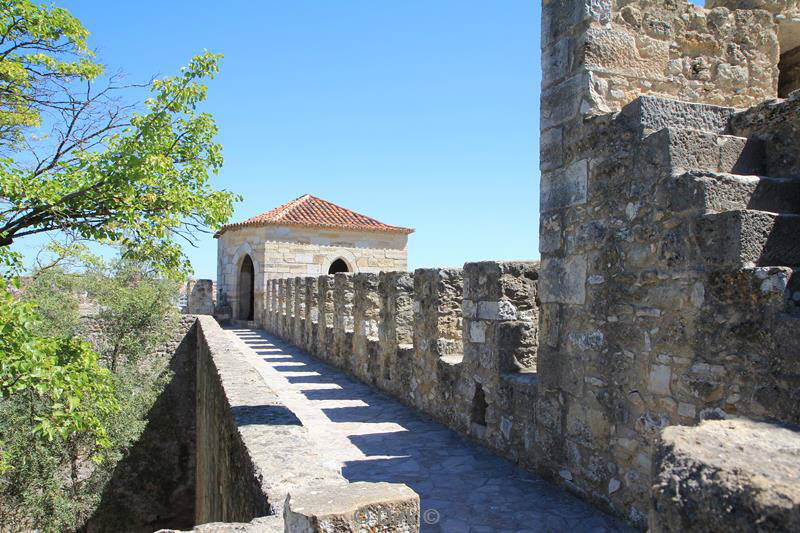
[217,194,414,236]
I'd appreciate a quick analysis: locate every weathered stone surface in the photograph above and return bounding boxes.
[731,91,800,176]
[195,316,346,527]
[412,268,463,420]
[538,255,586,304]
[284,482,419,533]
[696,209,800,267]
[541,159,589,212]
[537,1,800,528]
[621,96,736,136]
[186,279,216,315]
[651,419,800,532]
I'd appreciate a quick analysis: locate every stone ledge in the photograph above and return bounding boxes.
[651,418,800,532]
[284,482,419,533]
[194,316,420,532]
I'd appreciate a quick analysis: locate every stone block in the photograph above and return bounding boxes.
[651,419,800,532]
[539,255,586,304]
[696,209,800,267]
[284,482,419,532]
[540,159,588,212]
[541,74,587,129]
[621,96,736,136]
[542,0,611,48]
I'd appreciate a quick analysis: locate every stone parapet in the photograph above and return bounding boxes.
[262,262,541,495]
[411,268,464,420]
[332,273,355,368]
[193,315,419,531]
[284,482,419,533]
[186,279,215,315]
[352,273,380,383]
[303,277,318,352]
[316,275,335,359]
[460,262,539,459]
[293,278,305,349]
[377,271,414,396]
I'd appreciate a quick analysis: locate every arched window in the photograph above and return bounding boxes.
[239,255,255,321]
[328,258,350,274]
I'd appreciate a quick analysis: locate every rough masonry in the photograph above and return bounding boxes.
[211,1,800,530]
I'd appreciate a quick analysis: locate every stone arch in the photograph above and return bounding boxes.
[239,255,255,321]
[322,251,358,275]
[231,242,261,321]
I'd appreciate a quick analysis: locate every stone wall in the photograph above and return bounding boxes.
[540,0,799,528]
[193,315,420,531]
[707,0,800,96]
[186,279,215,315]
[650,419,800,532]
[262,261,541,481]
[216,224,409,322]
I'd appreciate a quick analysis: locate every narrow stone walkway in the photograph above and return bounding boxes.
[227,328,632,533]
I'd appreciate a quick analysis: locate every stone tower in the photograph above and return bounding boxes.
[539,0,799,526]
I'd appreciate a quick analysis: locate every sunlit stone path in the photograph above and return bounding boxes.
[227,328,632,533]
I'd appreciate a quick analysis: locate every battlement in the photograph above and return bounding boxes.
[261,262,540,462]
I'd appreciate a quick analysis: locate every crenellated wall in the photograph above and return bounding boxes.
[261,262,541,480]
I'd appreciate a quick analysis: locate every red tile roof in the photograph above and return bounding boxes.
[217,194,415,236]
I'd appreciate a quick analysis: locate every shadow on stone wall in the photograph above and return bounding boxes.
[84,322,198,533]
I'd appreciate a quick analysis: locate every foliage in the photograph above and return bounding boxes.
[0,255,183,531]
[0,0,103,149]
[84,257,180,371]
[0,0,239,279]
[0,277,117,469]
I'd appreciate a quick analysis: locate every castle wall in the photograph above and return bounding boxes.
[262,261,541,491]
[216,224,408,322]
[193,315,420,531]
[540,0,798,527]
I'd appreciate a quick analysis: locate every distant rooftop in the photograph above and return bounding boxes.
[216,194,415,236]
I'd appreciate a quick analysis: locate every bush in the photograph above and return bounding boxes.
[0,257,182,531]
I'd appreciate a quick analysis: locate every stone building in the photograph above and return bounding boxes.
[215,194,413,323]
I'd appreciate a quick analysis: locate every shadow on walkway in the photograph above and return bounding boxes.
[231,329,633,533]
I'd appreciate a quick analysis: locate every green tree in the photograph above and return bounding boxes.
[1,255,183,531]
[84,257,180,372]
[0,0,238,278]
[0,1,236,528]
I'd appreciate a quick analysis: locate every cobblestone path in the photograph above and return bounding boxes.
[228,328,632,533]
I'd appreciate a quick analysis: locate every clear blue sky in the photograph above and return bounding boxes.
[60,0,542,279]
[18,1,704,278]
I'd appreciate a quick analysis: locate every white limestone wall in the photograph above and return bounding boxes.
[216,225,409,321]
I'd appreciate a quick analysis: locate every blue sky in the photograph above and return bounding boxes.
[46,0,543,279]
[16,1,704,278]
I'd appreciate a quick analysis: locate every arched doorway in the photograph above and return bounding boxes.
[328,258,350,274]
[239,255,255,321]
